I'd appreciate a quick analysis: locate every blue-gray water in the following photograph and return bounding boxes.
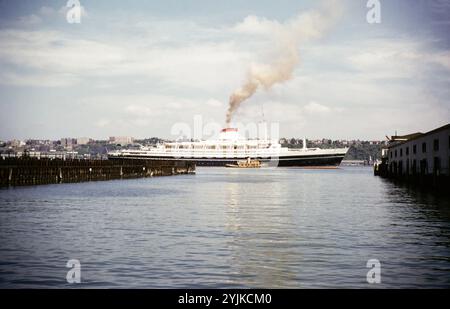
[0,167,449,288]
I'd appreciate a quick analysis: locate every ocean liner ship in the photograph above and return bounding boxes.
[108,128,349,167]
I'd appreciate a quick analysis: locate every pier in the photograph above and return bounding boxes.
[0,157,195,187]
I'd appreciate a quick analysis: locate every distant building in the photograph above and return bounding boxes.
[60,138,77,150]
[25,139,52,146]
[37,145,51,152]
[76,137,93,145]
[387,124,450,176]
[9,139,24,148]
[109,136,134,145]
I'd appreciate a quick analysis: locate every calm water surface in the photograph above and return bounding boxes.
[0,167,449,288]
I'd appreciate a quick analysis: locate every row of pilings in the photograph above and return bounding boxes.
[0,157,195,187]
[374,160,449,194]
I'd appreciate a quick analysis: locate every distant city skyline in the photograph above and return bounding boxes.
[1,0,449,140]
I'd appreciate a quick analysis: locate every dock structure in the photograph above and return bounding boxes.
[374,123,449,192]
[341,160,371,166]
[0,157,195,187]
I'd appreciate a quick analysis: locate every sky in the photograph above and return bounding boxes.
[0,0,449,140]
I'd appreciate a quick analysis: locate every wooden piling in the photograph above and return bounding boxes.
[0,157,195,187]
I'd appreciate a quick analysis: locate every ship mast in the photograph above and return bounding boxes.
[260,102,268,140]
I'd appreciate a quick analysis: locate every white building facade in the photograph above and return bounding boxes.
[387,124,450,177]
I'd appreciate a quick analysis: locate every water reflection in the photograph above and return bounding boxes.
[381,178,450,222]
[223,170,300,288]
[378,178,450,287]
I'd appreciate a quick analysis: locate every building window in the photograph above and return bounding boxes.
[406,147,409,156]
[434,157,441,175]
[433,139,439,151]
[413,145,417,154]
[390,151,393,158]
[395,150,397,158]
[400,148,403,157]
[420,159,428,175]
[422,142,427,153]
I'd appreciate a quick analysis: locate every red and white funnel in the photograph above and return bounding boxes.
[219,128,239,141]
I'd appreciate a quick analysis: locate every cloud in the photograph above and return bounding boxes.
[0,26,251,90]
[347,39,450,78]
[233,15,283,36]
[39,6,57,17]
[304,101,331,114]
[95,119,110,128]
[17,14,42,26]
[429,51,450,70]
[11,5,88,28]
[0,71,78,87]
[233,0,342,42]
[206,99,223,107]
[0,29,124,73]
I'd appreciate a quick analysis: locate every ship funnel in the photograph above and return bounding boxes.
[219,128,239,141]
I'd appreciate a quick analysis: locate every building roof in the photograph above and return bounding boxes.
[390,132,423,141]
[388,123,450,148]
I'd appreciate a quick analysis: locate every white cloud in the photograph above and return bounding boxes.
[17,14,42,26]
[39,6,57,17]
[304,101,331,114]
[0,71,78,87]
[233,15,283,36]
[232,0,342,43]
[95,119,110,128]
[0,27,251,91]
[206,99,223,107]
[0,30,124,73]
[125,105,153,116]
[430,51,450,70]
[347,39,450,78]
[12,5,87,27]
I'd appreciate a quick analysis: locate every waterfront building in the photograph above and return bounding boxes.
[386,124,450,177]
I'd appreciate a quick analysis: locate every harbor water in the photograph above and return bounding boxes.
[0,167,449,288]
